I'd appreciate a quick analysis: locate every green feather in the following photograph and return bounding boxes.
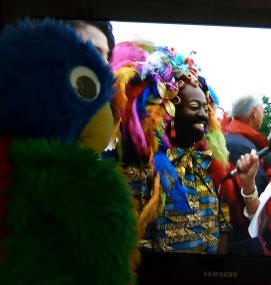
[0,138,137,285]
[140,41,156,53]
[205,130,229,166]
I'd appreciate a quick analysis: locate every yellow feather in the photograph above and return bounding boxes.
[111,67,138,143]
[208,104,220,132]
[142,105,167,156]
[206,100,229,166]
[139,173,161,238]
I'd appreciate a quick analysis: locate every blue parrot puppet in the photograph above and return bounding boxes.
[0,18,138,285]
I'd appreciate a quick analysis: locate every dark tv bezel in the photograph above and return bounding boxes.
[3,0,271,28]
[2,1,271,284]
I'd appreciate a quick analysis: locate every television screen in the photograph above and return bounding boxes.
[108,21,271,285]
[2,1,271,284]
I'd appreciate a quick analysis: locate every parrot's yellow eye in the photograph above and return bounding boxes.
[70,66,100,101]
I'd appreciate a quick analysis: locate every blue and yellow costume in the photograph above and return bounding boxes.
[110,41,231,254]
[126,148,230,253]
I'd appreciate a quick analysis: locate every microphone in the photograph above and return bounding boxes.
[222,137,271,182]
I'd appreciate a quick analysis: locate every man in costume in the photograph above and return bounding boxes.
[0,19,138,284]
[109,41,232,255]
[225,94,269,240]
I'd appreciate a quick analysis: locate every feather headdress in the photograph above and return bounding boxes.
[111,41,228,235]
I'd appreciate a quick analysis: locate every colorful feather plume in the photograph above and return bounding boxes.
[111,41,147,71]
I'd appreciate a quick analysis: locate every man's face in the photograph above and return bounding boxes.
[174,83,209,146]
[76,25,109,64]
[253,104,264,130]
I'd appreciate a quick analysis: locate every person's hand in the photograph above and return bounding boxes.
[236,149,259,195]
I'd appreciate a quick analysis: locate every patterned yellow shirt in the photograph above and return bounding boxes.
[125,147,230,254]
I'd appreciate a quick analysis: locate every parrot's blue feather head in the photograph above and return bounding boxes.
[0,18,115,142]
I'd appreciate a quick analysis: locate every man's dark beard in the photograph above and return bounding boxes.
[174,117,207,147]
[191,129,205,143]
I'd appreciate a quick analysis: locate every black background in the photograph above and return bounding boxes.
[2,0,271,27]
[1,0,271,284]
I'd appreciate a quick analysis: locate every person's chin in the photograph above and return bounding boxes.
[192,131,205,143]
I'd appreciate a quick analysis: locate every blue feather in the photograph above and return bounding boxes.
[136,86,150,119]
[150,83,160,99]
[156,46,171,55]
[208,85,219,105]
[153,151,193,215]
[198,76,209,93]
[171,53,185,67]
[154,132,169,151]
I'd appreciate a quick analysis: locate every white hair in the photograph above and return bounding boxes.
[230,94,263,118]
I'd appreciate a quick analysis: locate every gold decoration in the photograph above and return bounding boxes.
[172,95,182,106]
[166,148,179,161]
[149,98,162,104]
[170,215,188,223]
[157,82,167,98]
[165,100,176,117]
[178,80,185,88]
[166,90,178,100]
[190,78,199,87]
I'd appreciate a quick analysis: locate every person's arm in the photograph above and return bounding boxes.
[237,149,260,216]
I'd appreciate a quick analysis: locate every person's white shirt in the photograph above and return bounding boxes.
[244,182,271,237]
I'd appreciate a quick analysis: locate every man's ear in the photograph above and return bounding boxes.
[250,107,257,119]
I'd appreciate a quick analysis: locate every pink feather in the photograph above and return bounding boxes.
[111,41,147,71]
[128,98,148,156]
